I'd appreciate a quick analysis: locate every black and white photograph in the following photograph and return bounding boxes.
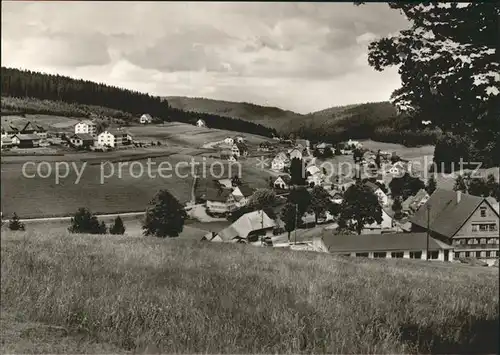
[1,1,499,354]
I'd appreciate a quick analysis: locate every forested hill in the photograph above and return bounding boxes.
[0,67,278,138]
[165,96,441,146]
[166,96,305,131]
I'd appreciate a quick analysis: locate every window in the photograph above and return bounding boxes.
[454,252,460,259]
[410,251,422,259]
[453,239,462,245]
[479,224,489,232]
[472,224,479,232]
[460,252,466,258]
[497,251,499,257]
[391,252,404,258]
[480,251,487,258]
[429,251,439,260]
[480,238,487,244]
[480,207,487,217]
[476,251,481,258]
[373,252,387,258]
[489,224,498,232]
[465,251,470,257]
[489,251,496,258]
[355,252,369,257]
[467,239,475,245]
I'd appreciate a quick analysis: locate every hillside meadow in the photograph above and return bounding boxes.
[1,230,498,354]
[1,152,272,218]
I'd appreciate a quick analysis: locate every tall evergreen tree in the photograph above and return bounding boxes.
[280,202,297,242]
[426,175,437,195]
[110,216,126,235]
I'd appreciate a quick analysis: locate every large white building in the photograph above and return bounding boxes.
[97,130,133,148]
[74,120,97,136]
[314,232,454,261]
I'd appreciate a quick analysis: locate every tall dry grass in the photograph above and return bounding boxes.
[1,230,498,354]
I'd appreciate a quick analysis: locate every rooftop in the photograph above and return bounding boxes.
[409,189,496,238]
[218,210,275,241]
[205,188,233,202]
[12,134,41,141]
[71,133,95,141]
[318,232,453,253]
[235,184,255,197]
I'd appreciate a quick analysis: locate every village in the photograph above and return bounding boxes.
[2,2,499,353]
[1,112,499,267]
[193,134,499,267]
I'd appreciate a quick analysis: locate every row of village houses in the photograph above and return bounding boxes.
[1,118,255,155]
[1,119,133,149]
[200,182,499,265]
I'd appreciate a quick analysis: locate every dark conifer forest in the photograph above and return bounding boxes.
[1,67,278,137]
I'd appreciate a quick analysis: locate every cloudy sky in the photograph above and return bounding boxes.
[1,2,409,114]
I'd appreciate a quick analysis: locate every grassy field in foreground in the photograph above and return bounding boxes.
[1,231,498,354]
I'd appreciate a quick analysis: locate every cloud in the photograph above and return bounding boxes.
[1,1,409,113]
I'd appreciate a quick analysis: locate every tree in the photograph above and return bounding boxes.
[468,178,490,197]
[247,188,278,219]
[97,221,108,234]
[375,150,382,169]
[328,202,341,220]
[310,186,331,223]
[389,172,426,200]
[68,208,106,234]
[231,175,242,187]
[110,216,126,235]
[288,187,311,217]
[363,178,388,194]
[268,176,274,189]
[453,174,469,193]
[390,153,401,164]
[353,148,364,164]
[143,190,187,238]
[280,202,297,242]
[323,147,334,158]
[290,158,306,186]
[486,174,500,201]
[366,3,500,167]
[337,182,383,235]
[392,197,403,220]
[426,175,437,195]
[8,213,25,231]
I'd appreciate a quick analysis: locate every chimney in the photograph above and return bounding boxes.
[457,190,462,204]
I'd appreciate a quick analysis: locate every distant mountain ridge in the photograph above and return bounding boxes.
[165,95,397,133]
[165,96,440,146]
[165,96,305,131]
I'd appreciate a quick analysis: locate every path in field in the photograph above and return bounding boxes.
[2,211,145,223]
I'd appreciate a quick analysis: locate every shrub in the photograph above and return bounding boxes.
[8,212,25,231]
[68,208,107,234]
